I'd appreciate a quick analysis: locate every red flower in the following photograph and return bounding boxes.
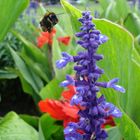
[62,85,76,101]
[38,86,79,127]
[37,28,56,48]
[57,36,71,46]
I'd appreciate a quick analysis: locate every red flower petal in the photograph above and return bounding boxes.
[37,28,56,48]
[58,36,71,46]
[62,85,76,101]
[102,116,116,128]
[38,98,79,128]
[37,35,49,48]
[63,102,79,119]
[38,99,67,120]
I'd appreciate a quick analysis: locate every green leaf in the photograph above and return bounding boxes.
[119,112,140,140]
[0,69,17,79]
[61,0,81,32]
[0,0,29,41]
[102,0,130,21]
[20,114,39,130]
[20,52,44,89]
[107,127,122,140]
[39,114,62,140]
[132,47,140,63]
[99,0,110,11]
[8,47,40,94]
[124,13,140,37]
[0,112,38,140]
[40,78,63,100]
[18,73,34,95]
[104,0,119,21]
[52,38,63,78]
[126,58,140,128]
[12,30,52,82]
[135,35,140,54]
[115,0,130,20]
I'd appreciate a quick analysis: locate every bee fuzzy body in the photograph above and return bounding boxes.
[40,12,58,32]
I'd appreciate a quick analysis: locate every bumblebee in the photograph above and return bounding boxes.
[40,12,58,32]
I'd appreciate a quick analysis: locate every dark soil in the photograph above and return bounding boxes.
[0,78,40,116]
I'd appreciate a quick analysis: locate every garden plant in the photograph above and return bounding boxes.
[0,0,140,140]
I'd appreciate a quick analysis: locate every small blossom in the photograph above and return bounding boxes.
[102,102,122,118]
[107,78,126,93]
[37,28,56,48]
[56,52,74,69]
[60,75,75,87]
[58,36,71,46]
[71,94,83,105]
[102,116,116,128]
[96,78,125,93]
[99,34,108,44]
[62,85,76,101]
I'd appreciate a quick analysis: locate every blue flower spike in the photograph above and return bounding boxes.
[56,11,125,140]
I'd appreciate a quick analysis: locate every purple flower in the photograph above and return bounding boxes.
[101,102,122,117]
[56,52,73,69]
[95,78,125,93]
[60,75,74,87]
[56,11,125,140]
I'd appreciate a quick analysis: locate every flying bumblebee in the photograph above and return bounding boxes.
[40,11,58,32]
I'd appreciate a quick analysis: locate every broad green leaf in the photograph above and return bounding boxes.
[40,78,63,100]
[124,13,140,37]
[0,0,29,41]
[94,21,132,109]
[0,112,38,140]
[39,114,62,140]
